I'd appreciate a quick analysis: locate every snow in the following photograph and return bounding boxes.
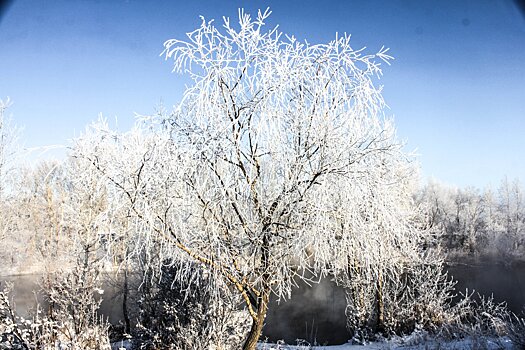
[109,336,515,350]
[257,336,514,350]
[111,339,132,350]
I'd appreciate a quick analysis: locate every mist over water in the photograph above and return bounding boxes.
[3,262,525,345]
[0,274,40,317]
[0,274,126,324]
[447,263,525,314]
[263,278,348,345]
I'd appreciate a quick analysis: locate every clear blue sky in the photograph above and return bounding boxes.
[1,0,524,188]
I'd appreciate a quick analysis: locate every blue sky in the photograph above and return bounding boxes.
[0,0,524,188]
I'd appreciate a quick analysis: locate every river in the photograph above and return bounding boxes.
[2,262,524,345]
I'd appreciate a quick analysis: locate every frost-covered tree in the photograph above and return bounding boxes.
[0,98,17,198]
[0,99,12,199]
[0,156,112,348]
[415,178,525,260]
[453,187,485,253]
[497,177,524,253]
[74,9,419,349]
[333,173,458,338]
[0,98,20,270]
[415,180,454,234]
[35,155,113,349]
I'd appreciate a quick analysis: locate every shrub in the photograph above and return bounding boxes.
[134,261,249,350]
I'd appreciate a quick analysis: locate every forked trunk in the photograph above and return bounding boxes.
[243,230,272,350]
[242,290,270,350]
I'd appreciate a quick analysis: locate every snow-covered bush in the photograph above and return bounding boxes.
[41,268,110,349]
[0,149,114,348]
[506,312,525,348]
[442,293,511,339]
[341,250,456,340]
[135,260,249,350]
[0,282,110,350]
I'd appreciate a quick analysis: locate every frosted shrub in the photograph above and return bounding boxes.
[0,152,113,349]
[135,261,249,350]
[42,268,111,349]
[341,253,456,340]
[442,293,511,338]
[0,282,110,350]
[507,312,525,348]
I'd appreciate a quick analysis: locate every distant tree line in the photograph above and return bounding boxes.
[416,178,525,262]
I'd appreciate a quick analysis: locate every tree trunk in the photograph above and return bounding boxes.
[122,263,131,334]
[243,229,272,350]
[375,272,384,333]
[242,290,270,350]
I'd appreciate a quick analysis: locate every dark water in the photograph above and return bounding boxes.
[264,278,348,345]
[0,274,41,317]
[0,274,127,324]
[2,263,525,345]
[263,263,525,344]
[447,263,525,314]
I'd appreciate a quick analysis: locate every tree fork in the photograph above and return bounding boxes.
[242,287,270,350]
[243,231,272,350]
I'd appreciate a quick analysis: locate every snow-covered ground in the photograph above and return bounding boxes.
[257,336,514,350]
[111,336,515,350]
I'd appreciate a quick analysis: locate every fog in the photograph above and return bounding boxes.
[264,278,348,345]
[448,263,525,314]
